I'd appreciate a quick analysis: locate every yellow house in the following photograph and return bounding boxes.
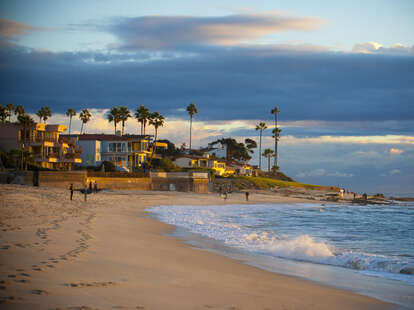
[209,158,226,176]
[0,122,82,170]
[173,154,209,169]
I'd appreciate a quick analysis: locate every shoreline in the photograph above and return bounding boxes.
[0,184,394,309]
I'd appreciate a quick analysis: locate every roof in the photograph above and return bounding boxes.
[61,134,152,141]
[173,154,210,160]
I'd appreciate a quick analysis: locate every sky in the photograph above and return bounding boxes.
[1,0,413,195]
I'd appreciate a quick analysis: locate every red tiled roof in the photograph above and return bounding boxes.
[61,134,152,141]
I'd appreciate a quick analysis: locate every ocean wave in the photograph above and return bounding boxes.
[148,204,414,281]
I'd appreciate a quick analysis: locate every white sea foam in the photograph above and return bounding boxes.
[148,203,414,285]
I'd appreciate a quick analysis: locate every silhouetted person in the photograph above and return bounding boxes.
[245,191,249,201]
[94,181,98,193]
[84,185,87,202]
[89,181,92,193]
[69,184,73,201]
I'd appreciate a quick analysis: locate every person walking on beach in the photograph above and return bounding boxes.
[69,183,73,201]
[84,185,87,202]
[245,191,249,201]
[89,181,93,193]
[94,180,98,193]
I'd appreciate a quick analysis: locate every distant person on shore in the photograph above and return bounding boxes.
[84,185,88,201]
[89,181,93,193]
[245,191,249,201]
[94,181,98,193]
[69,184,73,201]
[362,193,367,201]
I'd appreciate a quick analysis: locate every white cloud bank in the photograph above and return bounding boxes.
[352,41,414,55]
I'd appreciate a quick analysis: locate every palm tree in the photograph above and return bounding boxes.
[0,105,9,123]
[36,109,44,123]
[17,114,34,170]
[272,127,282,169]
[6,103,14,122]
[66,108,76,135]
[149,112,165,162]
[119,106,131,136]
[135,105,150,135]
[186,103,198,150]
[255,122,267,170]
[271,106,280,169]
[107,107,121,135]
[42,106,51,124]
[263,148,274,172]
[14,105,25,118]
[79,109,91,134]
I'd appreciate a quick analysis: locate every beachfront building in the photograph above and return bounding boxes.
[62,134,168,172]
[0,122,82,169]
[173,154,210,169]
[227,161,253,176]
[172,154,228,176]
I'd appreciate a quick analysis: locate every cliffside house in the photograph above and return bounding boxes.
[61,133,167,172]
[172,154,228,176]
[0,122,82,169]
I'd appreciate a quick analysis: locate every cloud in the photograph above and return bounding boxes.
[296,168,326,178]
[296,169,354,178]
[390,169,401,175]
[352,41,414,56]
[0,19,44,47]
[281,135,414,145]
[1,47,413,124]
[0,19,40,38]
[107,13,325,50]
[389,148,404,155]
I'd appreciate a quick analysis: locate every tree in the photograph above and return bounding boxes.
[210,138,251,162]
[119,106,131,135]
[271,106,280,168]
[186,103,198,150]
[6,103,14,122]
[17,114,34,170]
[36,109,44,123]
[37,106,51,124]
[0,105,9,123]
[14,105,25,118]
[255,122,267,170]
[244,138,257,154]
[263,148,274,172]
[135,105,150,135]
[148,112,165,162]
[79,109,91,134]
[43,106,51,123]
[66,108,76,135]
[107,107,121,135]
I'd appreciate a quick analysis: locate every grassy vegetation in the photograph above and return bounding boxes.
[232,176,331,190]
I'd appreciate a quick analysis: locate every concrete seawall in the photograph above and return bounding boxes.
[0,171,210,193]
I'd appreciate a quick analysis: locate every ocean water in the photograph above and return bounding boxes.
[148,203,414,308]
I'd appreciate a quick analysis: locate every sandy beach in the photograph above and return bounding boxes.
[0,184,392,310]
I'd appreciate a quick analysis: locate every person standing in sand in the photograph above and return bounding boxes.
[94,181,98,193]
[245,191,249,201]
[69,184,73,201]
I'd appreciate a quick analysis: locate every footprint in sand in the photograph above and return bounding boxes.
[14,279,31,284]
[32,267,44,272]
[31,289,48,295]
[65,281,116,288]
